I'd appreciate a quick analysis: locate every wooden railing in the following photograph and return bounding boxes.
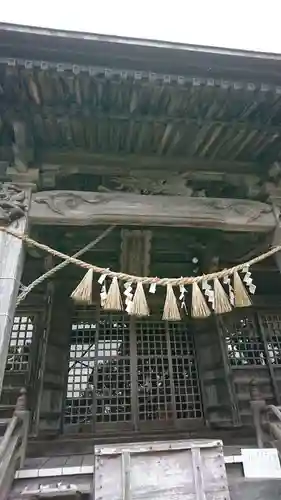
[0,388,29,499]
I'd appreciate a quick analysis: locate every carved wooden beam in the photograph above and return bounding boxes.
[30,190,277,232]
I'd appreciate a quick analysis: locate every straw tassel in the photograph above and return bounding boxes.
[71,269,93,304]
[129,282,150,317]
[213,277,232,314]
[233,271,252,308]
[103,277,123,311]
[191,282,211,318]
[162,284,181,321]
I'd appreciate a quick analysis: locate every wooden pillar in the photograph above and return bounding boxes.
[193,316,240,427]
[271,200,281,271]
[37,280,73,435]
[0,183,33,397]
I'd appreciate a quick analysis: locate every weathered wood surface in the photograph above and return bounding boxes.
[0,184,32,397]
[2,58,281,172]
[120,230,151,276]
[30,190,277,232]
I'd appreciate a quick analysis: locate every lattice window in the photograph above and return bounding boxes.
[136,320,171,422]
[169,322,202,419]
[223,314,266,366]
[6,314,35,372]
[259,313,281,365]
[65,313,131,426]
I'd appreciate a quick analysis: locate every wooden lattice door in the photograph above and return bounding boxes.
[64,309,203,435]
[2,310,39,410]
[219,309,281,424]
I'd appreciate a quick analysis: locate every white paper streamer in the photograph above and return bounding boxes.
[98,268,110,284]
[100,284,107,307]
[99,271,110,306]
[223,275,235,306]
[98,273,107,285]
[242,268,256,294]
[202,280,215,307]
[125,300,133,314]
[125,293,133,303]
[124,282,133,311]
[149,283,157,294]
[181,301,188,313]
[179,284,186,301]
[178,279,187,313]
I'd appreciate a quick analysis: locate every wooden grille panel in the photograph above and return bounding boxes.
[223,313,266,366]
[95,316,131,423]
[6,314,35,372]
[136,320,172,422]
[64,311,202,432]
[65,314,131,426]
[169,323,202,419]
[259,313,281,365]
[220,311,281,424]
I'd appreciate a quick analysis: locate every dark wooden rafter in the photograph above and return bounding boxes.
[1,64,281,172]
[2,112,280,166]
[0,29,280,194]
[3,108,281,134]
[39,152,256,173]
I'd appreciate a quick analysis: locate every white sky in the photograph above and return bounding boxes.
[1,0,281,54]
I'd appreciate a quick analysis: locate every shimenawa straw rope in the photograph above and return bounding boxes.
[0,225,278,316]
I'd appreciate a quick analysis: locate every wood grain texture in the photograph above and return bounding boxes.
[0,185,32,397]
[120,229,151,276]
[30,190,277,232]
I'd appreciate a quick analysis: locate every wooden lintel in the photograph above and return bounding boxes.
[54,166,261,188]
[39,151,257,175]
[30,190,276,232]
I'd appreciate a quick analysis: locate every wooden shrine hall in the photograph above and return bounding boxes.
[2,24,281,489]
